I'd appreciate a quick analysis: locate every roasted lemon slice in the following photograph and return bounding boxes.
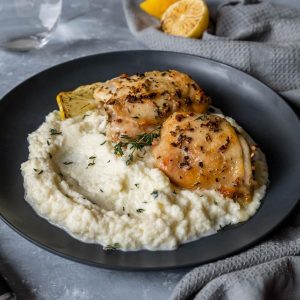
[161,0,209,38]
[56,83,102,120]
[140,0,178,19]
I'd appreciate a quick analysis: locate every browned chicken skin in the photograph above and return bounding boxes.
[94,70,210,141]
[152,112,254,202]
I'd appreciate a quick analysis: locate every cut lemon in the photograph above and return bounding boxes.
[140,0,178,19]
[161,0,209,38]
[56,83,101,120]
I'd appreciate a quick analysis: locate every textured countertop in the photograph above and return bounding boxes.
[0,0,299,299]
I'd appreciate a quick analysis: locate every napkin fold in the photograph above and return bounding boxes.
[123,1,300,299]
[123,0,300,107]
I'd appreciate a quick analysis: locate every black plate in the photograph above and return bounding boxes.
[1,50,300,270]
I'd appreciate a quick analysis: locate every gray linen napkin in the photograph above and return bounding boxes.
[123,0,300,106]
[123,1,300,299]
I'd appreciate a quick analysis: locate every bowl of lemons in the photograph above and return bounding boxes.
[140,0,210,38]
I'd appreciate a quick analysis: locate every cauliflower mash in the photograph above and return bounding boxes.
[21,110,268,251]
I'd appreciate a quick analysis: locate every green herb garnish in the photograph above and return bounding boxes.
[135,183,139,188]
[100,141,106,146]
[50,128,62,136]
[63,161,73,165]
[151,190,159,198]
[113,127,160,165]
[114,142,124,156]
[103,243,121,251]
[136,208,145,213]
[126,153,133,165]
[33,169,43,175]
[87,156,96,168]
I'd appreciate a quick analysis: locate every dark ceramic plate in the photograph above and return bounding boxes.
[1,51,300,270]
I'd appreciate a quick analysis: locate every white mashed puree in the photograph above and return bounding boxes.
[21,110,268,251]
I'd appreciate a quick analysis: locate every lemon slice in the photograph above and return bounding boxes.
[161,0,209,38]
[140,0,178,19]
[56,83,102,120]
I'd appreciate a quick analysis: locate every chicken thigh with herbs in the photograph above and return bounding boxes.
[94,70,210,141]
[152,112,255,202]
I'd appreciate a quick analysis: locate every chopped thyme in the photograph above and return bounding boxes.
[100,141,106,146]
[103,243,121,251]
[134,183,139,188]
[114,143,124,156]
[58,172,64,178]
[107,160,111,163]
[87,156,96,168]
[49,153,52,159]
[113,127,160,165]
[63,161,73,165]
[33,169,43,175]
[82,114,89,120]
[47,140,50,146]
[122,206,125,211]
[100,188,104,193]
[50,128,62,136]
[151,190,159,198]
[132,116,139,119]
[126,153,133,165]
[136,208,145,213]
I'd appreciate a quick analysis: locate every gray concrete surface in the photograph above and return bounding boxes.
[0,0,299,299]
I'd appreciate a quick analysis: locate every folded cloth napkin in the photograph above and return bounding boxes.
[123,1,300,299]
[123,0,300,107]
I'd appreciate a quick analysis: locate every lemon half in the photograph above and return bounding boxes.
[56,83,101,120]
[161,0,209,38]
[140,0,178,19]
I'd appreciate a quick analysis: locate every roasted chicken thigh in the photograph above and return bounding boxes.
[152,112,254,202]
[94,70,210,141]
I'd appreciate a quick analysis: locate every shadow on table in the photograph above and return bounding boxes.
[0,256,36,300]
